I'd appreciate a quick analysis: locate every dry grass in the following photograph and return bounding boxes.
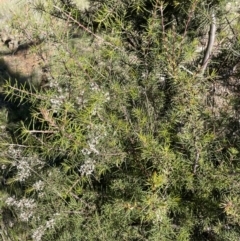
[2,51,42,76]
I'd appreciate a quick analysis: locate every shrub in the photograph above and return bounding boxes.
[1,0,240,240]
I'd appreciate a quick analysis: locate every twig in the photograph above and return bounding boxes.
[5,85,46,101]
[1,143,34,148]
[179,65,194,75]
[27,130,58,134]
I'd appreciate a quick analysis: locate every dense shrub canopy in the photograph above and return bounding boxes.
[1,0,240,240]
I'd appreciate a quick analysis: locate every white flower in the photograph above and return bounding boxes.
[88,142,99,155]
[5,196,16,206]
[46,218,55,229]
[90,82,100,91]
[7,147,44,182]
[72,0,90,10]
[38,192,45,198]
[79,159,96,176]
[32,217,57,241]
[104,92,110,101]
[5,197,36,222]
[16,158,31,182]
[32,225,46,241]
[7,146,22,159]
[81,148,91,156]
[33,180,45,192]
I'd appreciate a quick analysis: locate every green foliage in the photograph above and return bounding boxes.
[0,0,240,240]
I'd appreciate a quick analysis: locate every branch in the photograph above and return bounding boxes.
[180,0,198,44]
[53,5,121,51]
[193,151,200,174]
[200,13,216,75]
[225,16,239,42]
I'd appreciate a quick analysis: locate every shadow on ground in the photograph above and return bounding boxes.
[0,55,37,133]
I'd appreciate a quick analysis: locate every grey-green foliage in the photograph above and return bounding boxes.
[1,0,240,240]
